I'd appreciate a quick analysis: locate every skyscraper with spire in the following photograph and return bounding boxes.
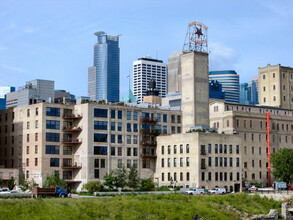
[88,31,120,102]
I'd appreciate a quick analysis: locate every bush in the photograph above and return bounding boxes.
[140,178,155,191]
[71,189,77,194]
[0,177,3,188]
[83,181,104,193]
[43,171,67,189]
[7,177,16,190]
[157,186,170,191]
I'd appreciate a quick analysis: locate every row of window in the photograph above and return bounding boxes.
[161,172,240,182]
[161,144,190,155]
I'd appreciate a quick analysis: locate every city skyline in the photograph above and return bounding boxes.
[0,0,293,100]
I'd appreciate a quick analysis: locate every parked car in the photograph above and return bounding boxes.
[0,188,11,194]
[248,186,258,193]
[208,188,226,194]
[185,188,205,195]
[288,185,293,190]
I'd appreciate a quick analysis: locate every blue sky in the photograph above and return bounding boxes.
[0,0,292,99]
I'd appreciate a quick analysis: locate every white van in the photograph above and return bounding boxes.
[185,188,205,195]
[208,188,226,194]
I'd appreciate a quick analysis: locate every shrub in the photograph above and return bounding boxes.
[7,177,16,190]
[43,171,67,189]
[0,177,3,188]
[83,181,104,193]
[140,178,155,191]
[157,186,170,191]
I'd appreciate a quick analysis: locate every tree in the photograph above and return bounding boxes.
[271,148,293,184]
[43,171,67,189]
[114,165,128,189]
[103,171,116,190]
[7,177,16,190]
[127,166,140,189]
[0,177,3,188]
[83,181,103,193]
[140,178,155,191]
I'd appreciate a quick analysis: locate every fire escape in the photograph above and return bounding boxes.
[140,117,159,163]
[62,110,83,183]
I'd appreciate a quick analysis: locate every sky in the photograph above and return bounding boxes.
[0,0,293,99]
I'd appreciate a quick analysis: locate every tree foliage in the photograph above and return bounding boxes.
[271,148,293,184]
[127,166,140,189]
[140,178,155,191]
[114,165,128,189]
[43,171,67,189]
[7,177,16,190]
[103,172,116,190]
[83,181,103,193]
[0,177,3,188]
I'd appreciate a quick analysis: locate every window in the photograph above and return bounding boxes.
[180,172,183,181]
[46,133,60,142]
[133,135,138,144]
[157,113,161,122]
[174,145,177,154]
[186,157,190,167]
[163,126,167,134]
[161,146,164,155]
[263,74,265,79]
[127,160,131,168]
[46,120,60,129]
[162,173,165,181]
[94,146,108,155]
[230,158,233,167]
[215,172,218,181]
[111,122,115,131]
[111,147,115,156]
[180,158,183,167]
[94,108,108,118]
[208,144,211,153]
[127,123,131,132]
[167,158,171,167]
[186,144,190,153]
[215,144,218,153]
[46,107,60,117]
[208,157,212,166]
[35,120,38,129]
[215,157,218,167]
[133,160,137,168]
[236,145,239,154]
[186,172,190,181]
[127,111,131,120]
[127,136,131,144]
[174,158,177,167]
[50,158,59,167]
[229,145,232,154]
[163,114,167,123]
[94,169,99,178]
[236,158,239,167]
[27,134,30,142]
[263,86,266,91]
[35,158,38,166]
[118,147,122,156]
[94,121,108,130]
[118,135,122,143]
[27,122,30,129]
[63,146,72,155]
[26,158,29,166]
[133,112,137,120]
[133,124,138,132]
[111,134,115,143]
[111,110,115,118]
[36,107,39,116]
[219,144,223,153]
[35,145,38,154]
[94,134,107,142]
[26,146,29,154]
[35,133,38,141]
[224,157,227,167]
[118,110,122,119]
[46,145,60,154]
[27,109,30,117]
[118,123,122,131]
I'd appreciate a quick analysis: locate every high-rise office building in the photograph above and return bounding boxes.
[88,31,120,102]
[0,86,15,109]
[133,56,167,103]
[251,77,259,104]
[240,83,252,105]
[6,79,54,108]
[209,70,240,103]
[209,80,225,100]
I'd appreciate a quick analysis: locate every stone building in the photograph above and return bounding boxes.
[0,102,181,190]
[210,100,293,187]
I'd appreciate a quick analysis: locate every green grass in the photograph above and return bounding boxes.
[0,193,282,220]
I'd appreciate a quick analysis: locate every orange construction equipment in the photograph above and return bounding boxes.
[266,111,271,187]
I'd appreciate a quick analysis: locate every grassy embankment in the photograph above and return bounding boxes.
[0,193,282,219]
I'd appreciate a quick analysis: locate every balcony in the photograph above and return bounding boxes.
[140,129,159,136]
[62,138,82,144]
[200,150,206,155]
[140,140,157,147]
[63,114,83,120]
[62,163,82,169]
[201,163,206,169]
[140,153,157,159]
[140,117,158,123]
[62,126,82,132]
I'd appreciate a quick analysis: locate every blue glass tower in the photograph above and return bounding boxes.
[209,70,240,103]
[88,31,120,102]
[209,80,225,100]
[240,83,252,105]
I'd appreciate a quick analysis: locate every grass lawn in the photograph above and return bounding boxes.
[0,193,282,219]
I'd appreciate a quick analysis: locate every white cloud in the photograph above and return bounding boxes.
[209,42,240,71]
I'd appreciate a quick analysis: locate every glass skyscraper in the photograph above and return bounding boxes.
[88,31,120,102]
[209,70,240,103]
